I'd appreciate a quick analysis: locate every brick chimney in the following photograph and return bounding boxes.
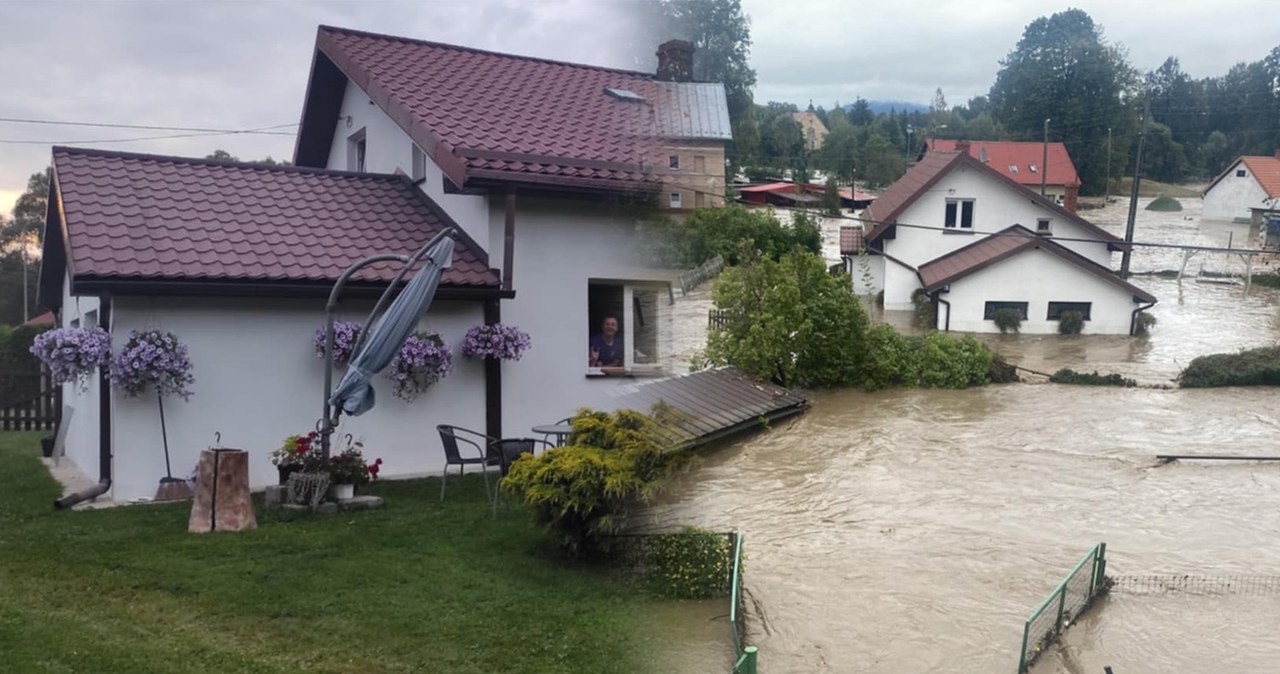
[1064,182,1080,213]
[656,39,694,82]
[955,140,971,152]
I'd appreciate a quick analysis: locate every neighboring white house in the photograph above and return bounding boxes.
[850,144,1156,335]
[1202,152,1280,223]
[39,26,731,502]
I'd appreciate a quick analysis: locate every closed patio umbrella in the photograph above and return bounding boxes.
[320,229,454,455]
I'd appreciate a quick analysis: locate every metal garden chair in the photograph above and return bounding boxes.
[436,424,501,502]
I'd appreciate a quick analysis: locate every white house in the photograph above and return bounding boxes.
[39,26,731,502]
[1202,152,1280,223]
[849,144,1156,335]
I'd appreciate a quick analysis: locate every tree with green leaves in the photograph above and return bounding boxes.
[857,133,906,190]
[988,9,1136,194]
[1,171,49,325]
[705,248,869,388]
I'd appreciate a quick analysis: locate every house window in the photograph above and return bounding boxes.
[588,282,664,373]
[669,192,683,209]
[695,191,705,208]
[669,155,680,170]
[1029,164,1038,173]
[1237,169,1247,178]
[347,128,367,173]
[1047,302,1092,320]
[1036,218,1052,235]
[411,144,426,182]
[694,155,706,172]
[984,301,1029,320]
[945,199,975,229]
[1009,165,1018,174]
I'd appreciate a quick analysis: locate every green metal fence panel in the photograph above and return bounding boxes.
[1017,543,1108,673]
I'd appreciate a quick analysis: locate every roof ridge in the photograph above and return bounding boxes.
[317,24,656,80]
[52,145,403,181]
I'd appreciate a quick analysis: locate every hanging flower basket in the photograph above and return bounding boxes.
[385,332,452,402]
[30,326,112,388]
[109,330,195,400]
[461,324,531,361]
[314,321,363,366]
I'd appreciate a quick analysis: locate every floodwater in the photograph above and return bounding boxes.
[646,198,1280,672]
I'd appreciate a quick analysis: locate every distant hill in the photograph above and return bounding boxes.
[842,100,929,115]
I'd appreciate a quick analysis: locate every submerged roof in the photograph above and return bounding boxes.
[864,151,1122,248]
[917,225,1156,302]
[927,140,1080,188]
[1204,154,1280,199]
[42,147,499,300]
[294,26,730,193]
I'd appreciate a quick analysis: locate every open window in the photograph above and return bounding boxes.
[587,281,666,376]
[347,128,367,173]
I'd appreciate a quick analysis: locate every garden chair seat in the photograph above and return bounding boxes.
[436,425,501,502]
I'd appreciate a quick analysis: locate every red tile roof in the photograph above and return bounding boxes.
[299,26,713,193]
[917,225,1155,302]
[22,311,54,327]
[864,151,1122,248]
[928,140,1080,188]
[47,147,499,292]
[1204,154,1280,199]
[839,226,865,255]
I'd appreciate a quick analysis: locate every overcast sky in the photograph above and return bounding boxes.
[2,0,1277,215]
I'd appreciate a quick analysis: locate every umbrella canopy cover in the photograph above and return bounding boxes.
[329,236,455,416]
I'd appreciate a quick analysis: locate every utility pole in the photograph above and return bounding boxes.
[21,244,28,324]
[1120,99,1150,278]
[1105,127,1112,204]
[1040,118,1050,197]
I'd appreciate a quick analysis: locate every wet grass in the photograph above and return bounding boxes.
[0,432,660,674]
[1113,177,1202,198]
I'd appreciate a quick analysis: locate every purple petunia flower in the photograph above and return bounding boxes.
[30,327,113,388]
[385,332,452,402]
[109,330,195,401]
[460,324,531,361]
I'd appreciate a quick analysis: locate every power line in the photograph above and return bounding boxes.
[0,117,298,134]
[0,123,298,145]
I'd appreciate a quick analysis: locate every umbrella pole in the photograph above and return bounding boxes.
[158,391,172,479]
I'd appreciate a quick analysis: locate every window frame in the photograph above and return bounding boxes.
[1036,217,1052,235]
[983,301,1029,320]
[1046,301,1092,321]
[1236,169,1247,178]
[587,280,669,377]
[411,143,426,182]
[669,192,683,209]
[347,128,367,173]
[668,155,680,170]
[945,198,975,231]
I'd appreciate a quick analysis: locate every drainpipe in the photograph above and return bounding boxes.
[1129,300,1157,337]
[55,295,112,509]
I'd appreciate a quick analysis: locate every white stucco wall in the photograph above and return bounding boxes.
[848,252,884,297]
[57,275,101,483]
[490,195,675,439]
[103,296,485,501]
[886,165,1113,268]
[937,247,1144,335]
[883,259,923,310]
[326,80,491,250]
[1203,162,1273,222]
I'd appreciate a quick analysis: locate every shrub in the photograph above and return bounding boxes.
[861,323,912,391]
[988,353,1020,383]
[1049,369,1136,387]
[503,408,684,555]
[1145,195,1183,211]
[1178,346,1280,388]
[1058,310,1085,335]
[640,527,734,599]
[1135,312,1157,336]
[911,288,936,330]
[993,308,1022,334]
[905,333,993,388]
[0,324,52,369]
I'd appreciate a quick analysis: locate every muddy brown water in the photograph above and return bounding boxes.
[646,198,1280,673]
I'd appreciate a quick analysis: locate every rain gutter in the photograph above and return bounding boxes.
[55,295,112,509]
[1130,300,1157,336]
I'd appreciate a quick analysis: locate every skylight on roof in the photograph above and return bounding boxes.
[605,87,646,102]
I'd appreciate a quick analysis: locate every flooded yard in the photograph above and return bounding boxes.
[649,197,1280,672]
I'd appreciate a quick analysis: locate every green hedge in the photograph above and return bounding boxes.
[1179,346,1280,388]
[1049,368,1136,387]
[0,324,52,370]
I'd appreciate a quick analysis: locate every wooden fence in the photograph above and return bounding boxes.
[708,309,743,330]
[0,367,61,431]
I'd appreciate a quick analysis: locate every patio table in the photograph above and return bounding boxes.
[531,423,574,447]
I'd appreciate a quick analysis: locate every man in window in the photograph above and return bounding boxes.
[588,315,624,367]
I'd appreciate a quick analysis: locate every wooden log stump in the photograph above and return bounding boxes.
[188,448,257,533]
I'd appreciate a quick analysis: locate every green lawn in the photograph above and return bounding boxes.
[0,432,668,674]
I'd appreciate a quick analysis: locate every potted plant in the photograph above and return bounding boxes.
[30,326,112,388]
[385,331,452,402]
[326,442,381,500]
[313,321,363,365]
[109,330,195,501]
[460,323,531,361]
[270,431,319,484]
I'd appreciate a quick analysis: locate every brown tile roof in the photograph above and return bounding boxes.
[1204,154,1280,199]
[928,140,1080,187]
[918,225,1156,303]
[839,226,865,255]
[864,151,1123,248]
[297,26,728,193]
[48,147,499,293]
